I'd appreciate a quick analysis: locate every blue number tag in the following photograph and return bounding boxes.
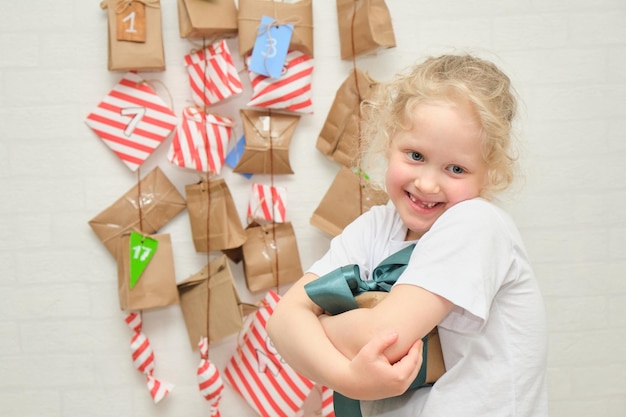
[249,15,293,79]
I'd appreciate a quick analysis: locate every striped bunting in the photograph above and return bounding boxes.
[185,40,243,108]
[167,107,233,174]
[247,50,314,114]
[247,183,287,223]
[224,291,314,417]
[85,71,177,172]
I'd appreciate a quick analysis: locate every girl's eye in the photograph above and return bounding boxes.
[407,151,424,162]
[447,165,465,174]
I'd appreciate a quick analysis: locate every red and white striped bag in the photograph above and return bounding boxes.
[85,71,178,172]
[185,40,243,108]
[246,50,314,114]
[247,183,287,224]
[224,290,315,417]
[167,107,233,174]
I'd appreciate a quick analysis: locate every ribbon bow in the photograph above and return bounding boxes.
[305,243,416,315]
[304,243,432,417]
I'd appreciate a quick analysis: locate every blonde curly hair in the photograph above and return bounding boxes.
[359,54,518,197]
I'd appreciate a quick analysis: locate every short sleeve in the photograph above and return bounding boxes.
[396,199,514,333]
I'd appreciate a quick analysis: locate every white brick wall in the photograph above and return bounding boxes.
[1,1,624,416]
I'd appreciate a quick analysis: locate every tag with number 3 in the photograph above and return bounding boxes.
[249,15,293,79]
[116,1,146,43]
[129,231,158,290]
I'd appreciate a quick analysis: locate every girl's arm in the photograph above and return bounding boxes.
[267,273,424,400]
[320,283,454,364]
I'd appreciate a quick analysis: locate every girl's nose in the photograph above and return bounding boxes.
[414,171,440,194]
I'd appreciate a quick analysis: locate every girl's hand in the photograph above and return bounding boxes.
[339,332,424,400]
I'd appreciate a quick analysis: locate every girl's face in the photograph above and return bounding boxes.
[386,100,489,241]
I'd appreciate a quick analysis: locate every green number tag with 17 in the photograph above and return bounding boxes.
[129,231,158,290]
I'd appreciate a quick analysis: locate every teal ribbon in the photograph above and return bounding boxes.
[305,244,430,417]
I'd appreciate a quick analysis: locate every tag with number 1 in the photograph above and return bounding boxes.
[129,231,158,290]
[116,1,146,43]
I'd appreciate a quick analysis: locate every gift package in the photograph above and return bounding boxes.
[102,0,166,71]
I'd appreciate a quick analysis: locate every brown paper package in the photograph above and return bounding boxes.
[102,0,166,71]
[117,232,180,311]
[89,166,187,259]
[310,166,388,236]
[177,255,245,349]
[237,0,314,57]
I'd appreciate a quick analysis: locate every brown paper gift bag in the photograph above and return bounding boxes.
[177,255,244,349]
[237,0,314,57]
[89,166,187,258]
[310,166,388,236]
[177,0,238,39]
[336,0,396,60]
[234,109,300,175]
[185,178,247,252]
[316,68,379,168]
[101,0,166,72]
[242,222,303,292]
[117,232,180,311]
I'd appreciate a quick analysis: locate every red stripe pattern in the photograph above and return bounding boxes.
[85,71,177,172]
[224,291,315,417]
[246,50,314,114]
[185,40,243,107]
[197,337,224,417]
[125,312,174,404]
[247,183,287,223]
[167,107,233,174]
[320,385,336,417]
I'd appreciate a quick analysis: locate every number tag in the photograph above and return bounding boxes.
[249,15,293,79]
[129,231,158,290]
[116,1,146,43]
[120,106,146,137]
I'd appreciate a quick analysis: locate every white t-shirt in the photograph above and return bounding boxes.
[308,198,548,417]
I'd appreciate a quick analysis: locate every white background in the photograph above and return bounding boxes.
[0,0,625,416]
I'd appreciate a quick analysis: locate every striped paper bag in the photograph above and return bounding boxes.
[167,107,233,174]
[224,290,315,417]
[85,71,177,171]
[246,50,314,114]
[185,40,243,108]
[247,183,287,224]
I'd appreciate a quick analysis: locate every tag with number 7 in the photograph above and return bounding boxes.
[129,231,158,290]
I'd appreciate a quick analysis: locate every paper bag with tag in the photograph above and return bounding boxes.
[237,0,314,57]
[242,222,303,292]
[177,255,245,349]
[185,178,247,252]
[310,166,388,236]
[234,109,300,175]
[177,0,238,39]
[336,0,396,60]
[117,232,180,311]
[89,167,187,258]
[316,68,379,168]
[101,0,166,71]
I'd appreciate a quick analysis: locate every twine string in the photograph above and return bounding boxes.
[350,0,365,214]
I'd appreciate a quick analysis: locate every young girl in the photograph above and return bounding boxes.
[267,54,548,417]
